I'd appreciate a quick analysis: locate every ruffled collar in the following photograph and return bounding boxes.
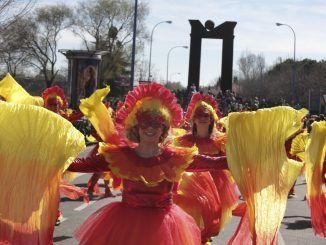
[99,144,197,186]
[115,146,176,167]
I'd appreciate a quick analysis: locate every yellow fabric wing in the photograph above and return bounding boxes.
[304,121,326,237]
[0,102,85,244]
[290,130,309,162]
[226,106,306,244]
[0,73,43,106]
[79,87,117,143]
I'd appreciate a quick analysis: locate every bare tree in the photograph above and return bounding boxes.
[237,51,266,81]
[0,17,32,76]
[0,0,36,33]
[23,4,74,87]
[237,51,267,98]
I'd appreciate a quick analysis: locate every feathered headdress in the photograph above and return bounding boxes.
[115,83,182,130]
[42,86,67,110]
[185,92,221,122]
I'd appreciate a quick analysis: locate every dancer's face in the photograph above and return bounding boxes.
[138,122,163,144]
[46,97,60,113]
[193,107,211,126]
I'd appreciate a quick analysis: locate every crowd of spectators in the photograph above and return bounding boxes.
[173,86,306,117]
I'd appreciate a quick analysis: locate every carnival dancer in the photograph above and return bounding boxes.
[42,85,90,225]
[173,92,238,242]
[42,85,83,122]
[68,83,230,245]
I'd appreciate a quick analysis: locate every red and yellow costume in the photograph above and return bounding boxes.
[42,85,83,122]
[173,92,238,242]
[68,84,229,244]
[42,86,89,211]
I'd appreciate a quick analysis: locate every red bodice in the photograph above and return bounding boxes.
[175,133,226,156]
[122,179,173,208]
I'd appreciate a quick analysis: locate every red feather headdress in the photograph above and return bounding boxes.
[185,92,221,122]
[115,83,182,130]
[42,86,67,110]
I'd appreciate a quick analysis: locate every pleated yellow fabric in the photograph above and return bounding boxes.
[225,106,307,244]
[0,73,43,106]
[304,121,326,237]
[290,130,309,162]
[79,86,116,143]
[0,102,85,245]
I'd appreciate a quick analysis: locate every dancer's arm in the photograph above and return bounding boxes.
[68,146,110,172]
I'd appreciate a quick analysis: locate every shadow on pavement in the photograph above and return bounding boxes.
[283,216,310,219]
[282,220,312,230]
[53,236,73,242]
[60,197,86,202]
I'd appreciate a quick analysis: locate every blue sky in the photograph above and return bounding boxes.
[41,0,326,87]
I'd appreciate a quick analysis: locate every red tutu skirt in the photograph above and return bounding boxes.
[75,202,201,245]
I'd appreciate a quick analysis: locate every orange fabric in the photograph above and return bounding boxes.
[174,172,222,241]
[59,180,89,203]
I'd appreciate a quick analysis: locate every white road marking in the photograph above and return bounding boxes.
[60,217,68,223]
[76,173,86,177]
[74,201,96,211]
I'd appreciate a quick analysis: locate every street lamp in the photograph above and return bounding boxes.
[148,20,172,81]
[276,22,296,104]
[130,0,138,89]
[166,45,188,83]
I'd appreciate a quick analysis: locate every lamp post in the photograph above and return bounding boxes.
[148,20,172,81]
[130,0,138,89]
[166,45,188,83]
[276,22,296,104]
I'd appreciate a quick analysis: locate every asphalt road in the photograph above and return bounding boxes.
[54,148,325,244]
